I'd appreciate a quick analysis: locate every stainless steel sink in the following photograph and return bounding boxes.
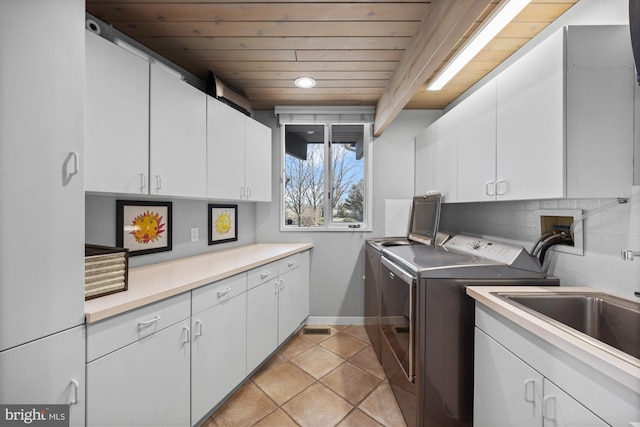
[495,291,640,360]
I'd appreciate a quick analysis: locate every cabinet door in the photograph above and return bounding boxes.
[85,31,150,194]
[457,80,497,202]
[244,118,272,201]
[474,328,543,427]
[277,259,309,345]
[87,320,191,427]
[191,293,247,425]
[0,0,85,351]
[414,125,436,195]
[150,65,207,198]
[432,110,458,202]
[496,29,565,200]
[207,97,246,200]
[0,326,85,426]
[542,380,609,427]
[246,279,279,374]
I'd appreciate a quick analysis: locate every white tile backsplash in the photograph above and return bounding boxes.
[440,187,640,300]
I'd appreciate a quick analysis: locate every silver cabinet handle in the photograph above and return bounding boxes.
[496,179,507,196]
[523,379,535,404]
[240,186,246,199]
[140,173,147,194]
[63,151,79,185]
[138,315,160,327]
[542,395,556,422]
[182,326,190,344]
[155,174,162,193]
[485,181,496,196]
[279,279,285,291]
[287,260,296,267]
[194,320,203,338]
[69,379,79,405]
[260,271,271,279]
[247,187,252,199]
[217,287,231,298]
[274,281,279,294]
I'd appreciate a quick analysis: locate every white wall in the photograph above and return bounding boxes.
[253,110,441,321]
[85,195,256,268]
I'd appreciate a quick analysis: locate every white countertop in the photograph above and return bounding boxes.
[467,286,640,393]
[85,243,313,323]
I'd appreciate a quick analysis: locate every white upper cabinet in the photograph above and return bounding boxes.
[432,107,459,202]
[245,117,273,201]
[150,64,207,198]
[414,125,436,196]
[417,25,635,203]
[457,80,497,202]
[496,25,634,200]
[207,96,272,201]
[564,25,634,198]
[85,31,150,195]
[496,29,566,201]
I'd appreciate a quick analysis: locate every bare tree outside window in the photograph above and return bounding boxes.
[283,122,369,230]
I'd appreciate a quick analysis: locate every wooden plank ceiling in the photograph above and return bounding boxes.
[86,0,577,132]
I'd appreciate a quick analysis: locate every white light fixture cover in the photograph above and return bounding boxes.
[295,76,317,89]
[427,0,531,91]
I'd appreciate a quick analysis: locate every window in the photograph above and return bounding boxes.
[281,121,372,231]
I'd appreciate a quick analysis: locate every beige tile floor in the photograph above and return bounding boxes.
[202,325,408,427]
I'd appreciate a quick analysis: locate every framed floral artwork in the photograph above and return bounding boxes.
[208,204,238,245]
[116,200,172,256]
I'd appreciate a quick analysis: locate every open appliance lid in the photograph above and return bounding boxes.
[407,193,441,245]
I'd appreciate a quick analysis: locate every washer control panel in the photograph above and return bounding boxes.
[444,235,528,266]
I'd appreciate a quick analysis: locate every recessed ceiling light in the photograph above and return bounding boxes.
[295,76,316,89]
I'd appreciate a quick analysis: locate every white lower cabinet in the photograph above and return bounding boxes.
[191,285,247,425]
[247,251,311,372]
[246,278,280,373]
[87,320,191,427]
[0,326,85,426]
[474,328,607,427]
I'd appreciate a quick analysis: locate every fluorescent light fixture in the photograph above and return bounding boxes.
[426,0,531,91]
[295,76,316,89]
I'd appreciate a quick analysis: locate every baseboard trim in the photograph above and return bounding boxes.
[305,316,365,326]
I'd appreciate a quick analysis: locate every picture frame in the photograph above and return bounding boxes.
[208,204,238,245]
[116,200,172,256]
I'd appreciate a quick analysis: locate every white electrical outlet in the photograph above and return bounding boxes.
[190,227,199,242]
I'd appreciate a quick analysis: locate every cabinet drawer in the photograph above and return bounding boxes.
[279,253,302,274]
[247,261,278,290]
[87,292,190,362]
[192,272,247,315]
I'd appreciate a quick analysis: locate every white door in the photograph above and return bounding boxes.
[244,118,272,201]
[278,267,306,344]
[207,97,246,200]
[87,320,191,427]
[496,29,565,201]
[246,279,279,374]
[542,380,609,427]
[0,0,85,351]
[85,31,150,194]
[150,64,207,198]
[414,125,436,195]
[457,80,497,202]
[191,293,247,425]
[0,326,85,427]
[474,328,543,427]
[432,110,458,202]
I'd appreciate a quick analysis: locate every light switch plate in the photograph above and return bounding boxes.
[190,227,199,242]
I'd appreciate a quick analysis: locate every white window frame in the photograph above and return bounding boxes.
[277,108,373,232]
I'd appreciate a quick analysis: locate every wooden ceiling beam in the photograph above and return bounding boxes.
[373,0,493,136]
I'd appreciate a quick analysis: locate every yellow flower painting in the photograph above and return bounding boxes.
[209,204,238,245]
